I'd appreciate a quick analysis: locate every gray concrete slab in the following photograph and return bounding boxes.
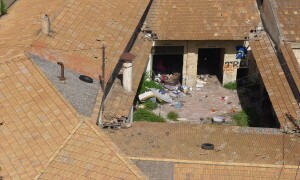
[133,160,174,180]
[29,53,100,117]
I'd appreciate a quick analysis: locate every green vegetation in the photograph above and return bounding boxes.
[138,73,164,94]
[224,81,237,90]
[167,111,179,121]
[133,109,165,122]
[233,107,260,127]
[144,100,158,110]
[233,110,249,126]
[0,0,7,15]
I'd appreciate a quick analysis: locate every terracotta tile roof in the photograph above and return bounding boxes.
[0,56,144,179]
[37,121,143,179]
[174,163,300,180]
[30,0,152,80]
[103,34,153,121]
[0,1,146,179]
[250,33,300,129]
[274,0,300,42]
[280,42,300,92]
[0,0,66,62]
[0,55,79,179]
[146,0,260,40]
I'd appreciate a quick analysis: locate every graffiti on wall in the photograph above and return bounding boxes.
[224,61,240,72]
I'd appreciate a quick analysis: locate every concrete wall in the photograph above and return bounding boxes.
[293,49,300,65]
[259,0,283,47]
[152,40,244,87]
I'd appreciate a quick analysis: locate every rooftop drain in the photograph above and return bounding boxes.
[79,75,93,83]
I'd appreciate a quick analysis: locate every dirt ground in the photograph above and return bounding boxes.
[152,75,242,124]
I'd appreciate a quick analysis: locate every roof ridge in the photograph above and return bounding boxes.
[85,120,146,179]
[34,120,84,180]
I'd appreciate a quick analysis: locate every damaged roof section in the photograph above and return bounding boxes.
[250,33,300,129]
[146,0,260,40]
[103,34,153,122]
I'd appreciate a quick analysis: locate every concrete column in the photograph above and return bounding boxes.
[185,42,198,87]
[41,14,50,35]
[222,54,239,84]
[123,62,133,92]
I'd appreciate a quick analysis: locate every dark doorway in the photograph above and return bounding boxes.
[152,46,184,84]
[153,54,183,83]
[198,48,224,82]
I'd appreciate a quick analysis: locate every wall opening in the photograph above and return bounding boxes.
[152,46,184,84]
[197,48,224,83]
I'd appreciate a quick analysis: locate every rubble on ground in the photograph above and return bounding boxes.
[136,74,242,125]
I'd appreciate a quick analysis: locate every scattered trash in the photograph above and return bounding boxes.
[163,84,177,91]
[151,89,175,104]
[211,108,217,112]
[139,91,155,101]
[150,97,156,103]
[230,108,236,113]
[174,102,183,109]
[196,84,204,88]
[159,89,167,94]
[177,118,188,121]
[212,116,225,123]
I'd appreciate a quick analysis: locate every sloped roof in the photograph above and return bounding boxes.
[37,121,143,179]
[0,56,79,179]
[30,0,152,80]
[0,0,66,62]
[0,55,143,179]
[273,0,300,42]
[250,33,300,129]
[146,0,260,40]
[103,34,153,121]
[0,1,146,179]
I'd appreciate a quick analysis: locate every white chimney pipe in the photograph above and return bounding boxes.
[123,62,133,92]
[121,53,136,93]
[41,14,50,35]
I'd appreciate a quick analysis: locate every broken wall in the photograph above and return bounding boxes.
[151,40,244,87]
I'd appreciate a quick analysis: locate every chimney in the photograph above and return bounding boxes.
[41,14,50,35]
[121,53,136,92]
